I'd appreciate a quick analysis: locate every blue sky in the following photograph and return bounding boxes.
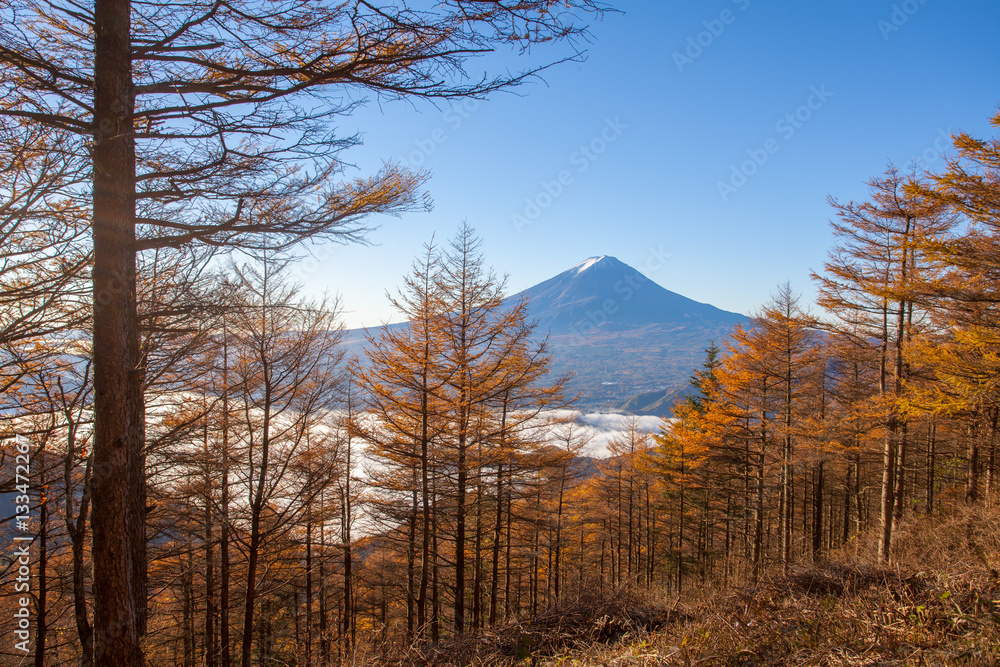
[295,0,1000,329]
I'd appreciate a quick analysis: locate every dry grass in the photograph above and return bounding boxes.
[365,589,684,667]
[366,505,1000,666]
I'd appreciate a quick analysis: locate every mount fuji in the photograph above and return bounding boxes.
[509,255,747,411]
[341,256,747,415]
[517,255,744,334]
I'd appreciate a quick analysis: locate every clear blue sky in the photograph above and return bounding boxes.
[295,0,1000,329]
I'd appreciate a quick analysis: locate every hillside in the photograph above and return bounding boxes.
[617,385,693,416]
[359,506,1000,667]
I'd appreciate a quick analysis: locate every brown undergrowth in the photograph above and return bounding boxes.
[365,505,1000,666]
[362,589,684,667]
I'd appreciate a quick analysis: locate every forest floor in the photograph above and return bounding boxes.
[369,505,1000,666]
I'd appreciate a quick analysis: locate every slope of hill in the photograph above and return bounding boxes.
[617,385,693,417]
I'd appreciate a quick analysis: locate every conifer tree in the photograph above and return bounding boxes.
[813,166,952,560]
[435,223,568,632]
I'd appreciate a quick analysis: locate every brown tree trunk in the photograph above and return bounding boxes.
[924,420,935,514]
[503,490,513,621]
[91,0,143,664]
[220,459,231,667]
[878,430,897,561]
[455,426,467,632]
[319,525,329,667]
[473,480,483,628]
[489,464,504,627]
[407,484,417,639]
[967,424,981,504]
[71,456,94,667]
[241,398,272,667]
[205,483,216,667]
[752,418,766,582]
[782,352,793,573]
[34,453,47,667]
[183,537,195,667]
[553,473,565,603]
[343,432,354,652]
[417,387,432,634]
[305,519,313,667]
[220,337,232,667]
[430,484,440,642]
[986,410,997,505]
[812,462,824,561]
[893,422,908,528]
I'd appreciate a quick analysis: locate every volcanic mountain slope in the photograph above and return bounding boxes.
[511,256,747,411]
[519,255,744,335]
[341,256,747,414]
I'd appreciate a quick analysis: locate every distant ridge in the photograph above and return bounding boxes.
[617,386,692,418]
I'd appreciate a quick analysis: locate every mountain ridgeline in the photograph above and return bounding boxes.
[510,256,746,412]
[342,256,746,415]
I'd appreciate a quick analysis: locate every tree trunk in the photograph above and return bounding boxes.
[553,473,566,603]
[677,473,685,594]
[417,386,432,634]
[220,461,231,667]
[503,489,513,621]
[455,427,467,633]
[319,524,329,667]
[183,539,195,667]
[752,429,765,582]
[205,483,216,667]
[967,424,981,504]
[473,480,483,628]
[986,410,997,505]
[878,429,897,562]
[782,359,792,573]
[430,486,440,642]
[220,337,232,667]
[66,432,94,667]
[343,431,354,652]
[893,422,908,528]
[241,397,272,667]
[489,464,504,627]
[91,0,143,664]
[812,461,824,561]
[34,453,47,667]
[306,519,313,667]
[925,421,936,515]
[407,484,417,638]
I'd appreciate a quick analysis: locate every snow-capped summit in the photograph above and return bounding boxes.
[574,255,607,274]
[514,255,744,335]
